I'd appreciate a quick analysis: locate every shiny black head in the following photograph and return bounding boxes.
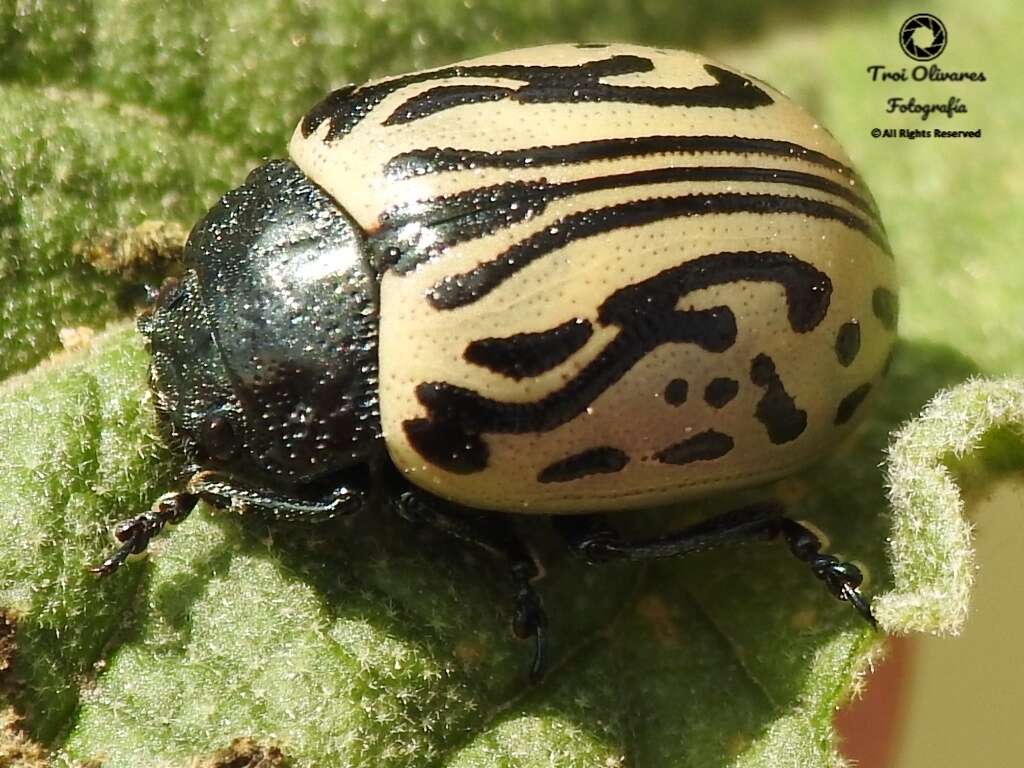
[139,160,380,491]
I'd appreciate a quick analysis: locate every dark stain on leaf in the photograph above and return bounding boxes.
[195,736,288,768]
[0,706,48,768]
[0,609,16,678]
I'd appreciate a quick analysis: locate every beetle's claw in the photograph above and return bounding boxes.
[89,543,135,576]
[89,529,149,576]
[514,614,547,683]
[839,580,878,630]
[89,511,161,576]
[89,492,199,577]
[813,556,877,629]
[511,579,549,682]
[528,624,546,682]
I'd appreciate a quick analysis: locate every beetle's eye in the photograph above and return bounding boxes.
[200,412,240,462]
[150,277,186,309]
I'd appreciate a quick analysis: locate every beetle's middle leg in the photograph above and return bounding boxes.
[393,486,548,681]
[555,503,876,627]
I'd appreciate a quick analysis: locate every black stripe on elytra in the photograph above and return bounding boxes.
[427,192,873,311]
[384,84,515,125]
[750,353,807,444]
[464,318,593,380]
[375,165,882,274]
[537,446,629,483]
[385,135,866,192]
[302,56,772,141]
[386,61,773,125]
[655,429,734,465]
[403,250,829,473]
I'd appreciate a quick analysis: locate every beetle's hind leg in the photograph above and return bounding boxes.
[556,503,876,628]
[394,488,548,681]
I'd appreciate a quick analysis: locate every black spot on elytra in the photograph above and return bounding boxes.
[872,287,898,331]
[835,383,872,425]
[655,429,734,465]
[665,378,689,406]
[537,446,629,483]
[750,354,806,444]
[704,377,739,408]
[402,251,828,474]
[835,320,861,367]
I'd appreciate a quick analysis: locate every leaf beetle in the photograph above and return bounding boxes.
[95,44,897,679]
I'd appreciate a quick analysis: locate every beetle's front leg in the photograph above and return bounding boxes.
[186,470,368,523]
[89,491,199,576]
[91,470,368,576]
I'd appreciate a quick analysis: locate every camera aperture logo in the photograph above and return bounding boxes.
[900,14,947,61]
[868,13,986,140]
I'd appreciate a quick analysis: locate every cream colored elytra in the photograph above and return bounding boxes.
[289,43,897,513]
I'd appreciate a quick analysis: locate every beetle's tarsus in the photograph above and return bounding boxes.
[529,625,547,682]
[394,484,550,680]
[511,561,548,681]
[844,583,878,629]
[90,492,198,576]
[819,561,876,626]
[776,520,877,629]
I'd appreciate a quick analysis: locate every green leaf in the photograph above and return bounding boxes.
[1,0,1020,766]
[877,378,1024,634]
[0,84,242,380]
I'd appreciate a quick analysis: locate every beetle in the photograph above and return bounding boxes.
[94,43,897,678]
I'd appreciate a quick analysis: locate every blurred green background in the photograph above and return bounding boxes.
[0,0,1020,766]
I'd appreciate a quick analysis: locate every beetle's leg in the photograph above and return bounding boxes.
[90,491,198,576]
[556,503,876,628]
[91,471,368,576]
[394,488,548,681]
[186,470,368,523]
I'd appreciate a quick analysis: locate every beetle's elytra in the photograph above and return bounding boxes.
[96,44,896,678]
